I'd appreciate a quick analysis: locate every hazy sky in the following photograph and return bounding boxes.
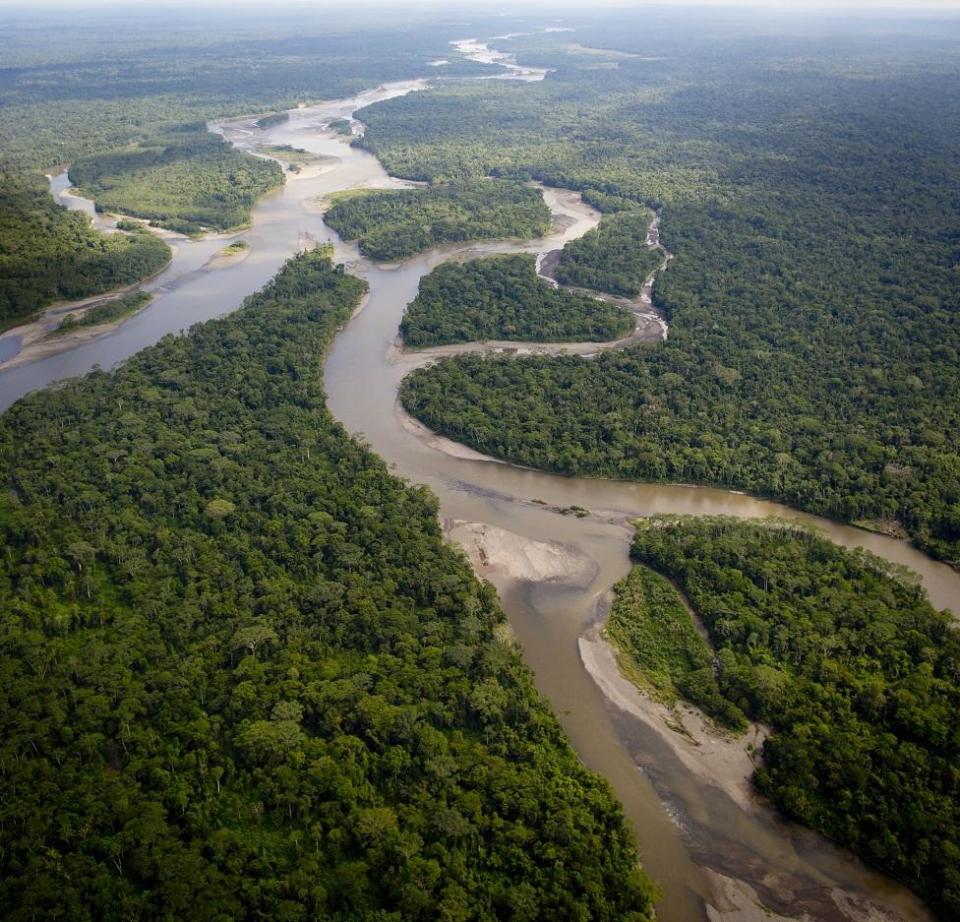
[2,0,960,9]
[2,0,960,7]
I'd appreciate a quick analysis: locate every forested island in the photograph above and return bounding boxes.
[607,517,959,918]
[401,254,632,346]
[0,171,169,330]
[552,211,661,298]
[323,181,550,261]
[69,125,284,235]
[52,291,153,334]
[255,112,290,129]
[606,564,748,731]
[0,249,655,920]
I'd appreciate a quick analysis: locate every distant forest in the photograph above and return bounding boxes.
[375,25,960,564]
[0,15,499,322]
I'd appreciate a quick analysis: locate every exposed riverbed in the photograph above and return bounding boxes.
[0,54,956,922]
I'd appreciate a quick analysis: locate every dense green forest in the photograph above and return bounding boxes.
[69,125,283,235]
[371,33,960,563]
[0,14,500,312]
[0,249,655,920]
[324,181,550,262]
[606,565,746,731]
[0,170,169,330]
[401,254,632,347]
[53,290,153,334]
[611,517,959,918]
[4,10,960,917]
[552,212,661,298]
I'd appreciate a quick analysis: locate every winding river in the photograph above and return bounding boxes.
[1,54,957,922]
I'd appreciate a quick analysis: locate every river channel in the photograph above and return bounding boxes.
[0,55,956,922]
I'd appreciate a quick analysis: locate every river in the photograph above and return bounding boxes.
[0,58,955,922]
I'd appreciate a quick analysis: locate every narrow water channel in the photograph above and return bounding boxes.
[1,65,955,922]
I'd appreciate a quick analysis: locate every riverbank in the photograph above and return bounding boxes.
[447,519,599,587]
[579,596,934,922]
[579,611,768,814]
[0,256,173,372]
[396,400,505,462]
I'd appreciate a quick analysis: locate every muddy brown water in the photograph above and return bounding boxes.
[1,73,956,922]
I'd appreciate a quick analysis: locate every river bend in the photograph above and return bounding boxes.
[0,59,955,922]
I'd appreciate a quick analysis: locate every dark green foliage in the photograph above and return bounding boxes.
[627,516,960,918]
[255,112,289,129]
[580,190,643,214]
[401,254,632,347]
[328,118,353,135]
[53,290,152,334]
[69,126,284,235]
[0,170,170,330]
[324,180,550,262]
[0,14,499,307]
[383,40,960,563]
[606,566,746,730]
[0,250,656,921]
[553,212,662,298]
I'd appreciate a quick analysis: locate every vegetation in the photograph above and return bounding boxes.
[53,290,153,334]
[401,254,632,347]
[255,112,289,129]
[69,125,284,235]
[324,180,550,262]
[0,171,170,330]
[218,240,250,256]
[0,17,501,171]
[4,12,960,916]
[375,34,960,564]
[257,145,329,175]
[0,250,656,920]
[606,566,746,730]
[258,144,324,166]
[614,516,959,918]
[328,118,353,135]
[553,211,662,298]
[0,13,501,311]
